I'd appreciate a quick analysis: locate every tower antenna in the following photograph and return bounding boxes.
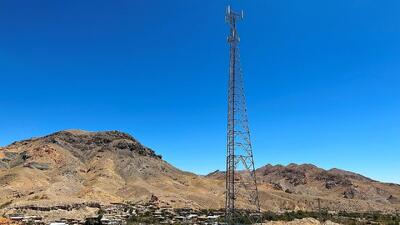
[225,5,261,225]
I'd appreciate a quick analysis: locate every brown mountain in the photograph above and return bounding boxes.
[0,130,225,210]
[209,164,400,213]
[0,130,399,218]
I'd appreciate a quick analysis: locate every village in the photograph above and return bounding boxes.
[0,198,225,225]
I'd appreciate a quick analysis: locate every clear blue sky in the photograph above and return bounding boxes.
[0,1,399,183]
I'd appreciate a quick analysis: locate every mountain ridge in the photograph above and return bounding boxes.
[0,130,399,219]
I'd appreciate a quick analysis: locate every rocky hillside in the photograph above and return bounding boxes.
[0,130,399,216]
[257,164,393,200]
[0,130,225,211]
[208,164,400,213]
[259,163,400,208]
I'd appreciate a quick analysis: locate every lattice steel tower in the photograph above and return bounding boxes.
[225,5,261,225]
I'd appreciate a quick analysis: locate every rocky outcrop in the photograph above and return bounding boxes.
[315,171,352,189]
[388,195,400,204]
[276,168,307,186]
[23,162,50,170]
[0,151,31,169]
[41,130,162,159]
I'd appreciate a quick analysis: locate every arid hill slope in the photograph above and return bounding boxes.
[209,164,400,212]
[0,130,225,210]
[0,130,399,214]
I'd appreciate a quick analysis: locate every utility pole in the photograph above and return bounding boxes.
[318,198,323,222]
[225,5,261,225]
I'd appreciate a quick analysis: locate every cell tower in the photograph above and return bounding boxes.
[225,5,261,225]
